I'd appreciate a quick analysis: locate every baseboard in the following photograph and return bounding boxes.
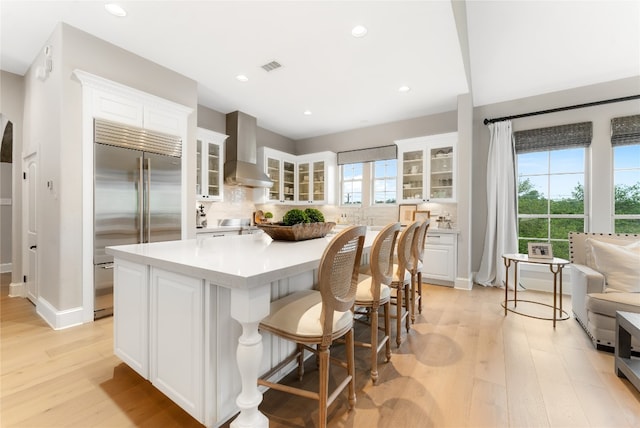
[454,276,473,290]
[36,296,84,330]
[0,262,12,273]
[8,281,26,297]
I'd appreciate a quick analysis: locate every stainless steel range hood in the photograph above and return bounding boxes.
[224,111,274,188]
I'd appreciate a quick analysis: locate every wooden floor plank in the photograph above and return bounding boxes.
[2,273,639,428]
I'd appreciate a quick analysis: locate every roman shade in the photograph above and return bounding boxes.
[611,114,640,147]
[514,122,592,153]
[337,145,397,165]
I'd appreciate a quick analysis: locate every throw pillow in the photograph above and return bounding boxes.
[585,239,640,293]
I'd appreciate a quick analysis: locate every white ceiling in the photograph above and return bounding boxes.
[1,1,638,140]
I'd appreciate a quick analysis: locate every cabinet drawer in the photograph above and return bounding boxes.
[426,233,455,245]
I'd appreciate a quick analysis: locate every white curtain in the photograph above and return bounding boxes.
[476,120,518,288]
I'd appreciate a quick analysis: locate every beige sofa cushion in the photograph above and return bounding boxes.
[586,238,640,293]
[586,292,640,318]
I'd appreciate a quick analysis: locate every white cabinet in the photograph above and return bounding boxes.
[260,147,296,204]
[422,231,457,286]
[396,132,457,203]
[258,147,336,205]
[113,259,149,378]
[150,268,204,422]
[296,152,336,205]
[196,128,227,201]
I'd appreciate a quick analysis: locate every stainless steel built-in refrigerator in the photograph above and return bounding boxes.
[93,119,182,319]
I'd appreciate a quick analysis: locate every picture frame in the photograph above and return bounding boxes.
[398,204,417,226]
[413,210,431,223]
[527,242,553,259]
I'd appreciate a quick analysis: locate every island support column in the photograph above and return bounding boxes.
[230,285,271,428]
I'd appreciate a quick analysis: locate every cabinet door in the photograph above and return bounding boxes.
[113,259,149,378]
[150,268,204,421]
[401,149,426,202]
[312,160,326,203]
[92,91,143,127]
[266,156,282,202]
[298,162,310,202]
[282,160,296,203]
[196,129,226,201]
[429,145,454,201]
[206,142,222,198]
[423,243,454,282]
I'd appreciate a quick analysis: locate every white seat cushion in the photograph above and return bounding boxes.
[392,263,411,283]
[260,289,353,338]
[355,274,391,302]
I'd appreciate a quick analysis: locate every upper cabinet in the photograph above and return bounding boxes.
[261,147,296,203]
[396,132,457,203]
[258,148,336,205]
[196,128,227,201]
[296,152,336,205]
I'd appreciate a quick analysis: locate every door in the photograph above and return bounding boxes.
[94,143,143,263]
[144,152,181,243]
[24,154,37,303]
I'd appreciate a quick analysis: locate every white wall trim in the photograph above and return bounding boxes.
[454,276,473,290]
[8,281,26,297]
[0,262,11,273]
[36,296,84,330]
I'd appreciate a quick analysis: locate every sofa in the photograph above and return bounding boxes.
[569,232,640,351]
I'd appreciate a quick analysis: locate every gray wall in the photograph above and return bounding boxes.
[21,23,198,311]
[294,111,457,155]
[471,76,640,272]
[197,104,296,154]
[0,71,24,283]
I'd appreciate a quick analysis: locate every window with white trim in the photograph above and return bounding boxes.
[340,163,363,205]
[515,122,591,260]
[372,159,397,204]
[612,115,640,233]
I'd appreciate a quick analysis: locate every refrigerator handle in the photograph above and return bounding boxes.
[138,157,144,243]
[146,157,151,243]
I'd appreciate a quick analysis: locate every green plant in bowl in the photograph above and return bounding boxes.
[264,212,273,221]
[282,209,310,226]
[304,208,325,223]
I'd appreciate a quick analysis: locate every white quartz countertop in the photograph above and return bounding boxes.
[106,231,377,290]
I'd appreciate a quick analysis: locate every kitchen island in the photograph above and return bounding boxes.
[106,230,375,428]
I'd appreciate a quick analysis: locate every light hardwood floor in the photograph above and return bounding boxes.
[1,272,639,427]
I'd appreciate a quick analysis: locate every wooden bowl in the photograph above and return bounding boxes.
[256,222,336,241]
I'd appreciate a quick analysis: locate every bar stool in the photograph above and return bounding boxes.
[353,222,401,383]
[409,220,430,322]
[389,221,420,347]
[257,226,367,428]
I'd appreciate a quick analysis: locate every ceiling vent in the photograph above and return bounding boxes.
[261,60,282,72]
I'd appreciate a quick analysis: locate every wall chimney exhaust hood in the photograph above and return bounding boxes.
[224,111,274,188]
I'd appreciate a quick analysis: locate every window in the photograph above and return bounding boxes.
[515,122,592,260]
[612,115,640,233]
[613,144,640,232]
[517,148,586,260]
[372,159,397,204]
[341,163,363,205]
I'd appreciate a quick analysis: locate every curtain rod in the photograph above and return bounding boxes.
[483,95,640,125]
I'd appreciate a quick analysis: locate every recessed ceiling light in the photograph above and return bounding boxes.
[303,110,312,116]
[351,25,368,38]
[236,74,249,82]
[104,3,127,17]
[398,85,411,93]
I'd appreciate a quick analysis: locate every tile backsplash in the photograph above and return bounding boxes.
[197,186,457,228]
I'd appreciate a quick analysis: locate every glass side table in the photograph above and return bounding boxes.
[502,253,570,328]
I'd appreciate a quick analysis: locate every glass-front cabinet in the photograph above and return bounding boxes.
[259,148,336,205]
[297,158,330,204]
[260,147,296,203]
[396,132,457,203]
[196,128,227,201]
